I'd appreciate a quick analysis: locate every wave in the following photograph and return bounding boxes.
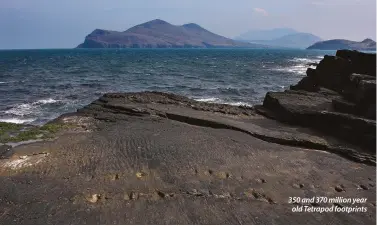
[0,82,6,84]
[0,118,36,124]
[289,57,322,63]
[195,97,220,102]
[35,98,59,104]
[194,97,252,107]
[4,98,61,116]
[271,64,309,75]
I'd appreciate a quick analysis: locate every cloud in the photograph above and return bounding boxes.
[253,7,268,16]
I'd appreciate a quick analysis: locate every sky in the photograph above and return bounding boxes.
[0,0,376,49]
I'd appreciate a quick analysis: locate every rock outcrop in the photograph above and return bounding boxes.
[257,50,376,152]
[0,91,375,224]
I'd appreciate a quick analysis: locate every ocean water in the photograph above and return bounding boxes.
[0,48,335,125]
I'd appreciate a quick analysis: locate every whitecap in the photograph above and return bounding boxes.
[221,101,252,107]
[5,98,61,116]
[5,103,36,116]
[35,98,59,104]
[195,97,220,102]
[194,97,252,107]
[0,118,35,124]
[289,57,321,63]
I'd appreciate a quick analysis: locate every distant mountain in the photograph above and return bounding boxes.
[76,19,263,48]
[235,28,322,49]
[235,28,297,41]
[249,33,323,49]
[307,38,376,51]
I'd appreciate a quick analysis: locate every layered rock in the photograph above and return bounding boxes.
[257,50,376,152]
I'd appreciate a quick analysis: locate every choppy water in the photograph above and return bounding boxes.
[0,48,335,125]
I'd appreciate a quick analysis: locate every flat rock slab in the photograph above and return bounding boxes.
[0,92,375,224]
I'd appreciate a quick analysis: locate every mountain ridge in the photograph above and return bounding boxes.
[77,19,263,48]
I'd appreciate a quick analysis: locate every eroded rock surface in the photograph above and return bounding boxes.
[0,91,375,224]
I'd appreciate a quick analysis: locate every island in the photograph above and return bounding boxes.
[76,19,263,49]
[307,38,376,51]
[0,50,375,224]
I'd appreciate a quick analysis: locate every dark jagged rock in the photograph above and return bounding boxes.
[260,50,376,152]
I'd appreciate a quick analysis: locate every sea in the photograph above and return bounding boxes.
[0,48,335,125]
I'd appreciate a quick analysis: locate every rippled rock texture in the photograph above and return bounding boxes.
[0,90,375,224]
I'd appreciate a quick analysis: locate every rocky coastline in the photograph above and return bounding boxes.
[0,50,375,224]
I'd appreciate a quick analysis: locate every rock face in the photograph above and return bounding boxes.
[257,50,376,152]
[307,38,376,51]
[76,19,259,48]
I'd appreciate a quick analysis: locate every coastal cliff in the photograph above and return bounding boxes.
[0,51,375,224]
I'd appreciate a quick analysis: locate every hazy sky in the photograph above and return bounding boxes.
[1,0,376,49]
